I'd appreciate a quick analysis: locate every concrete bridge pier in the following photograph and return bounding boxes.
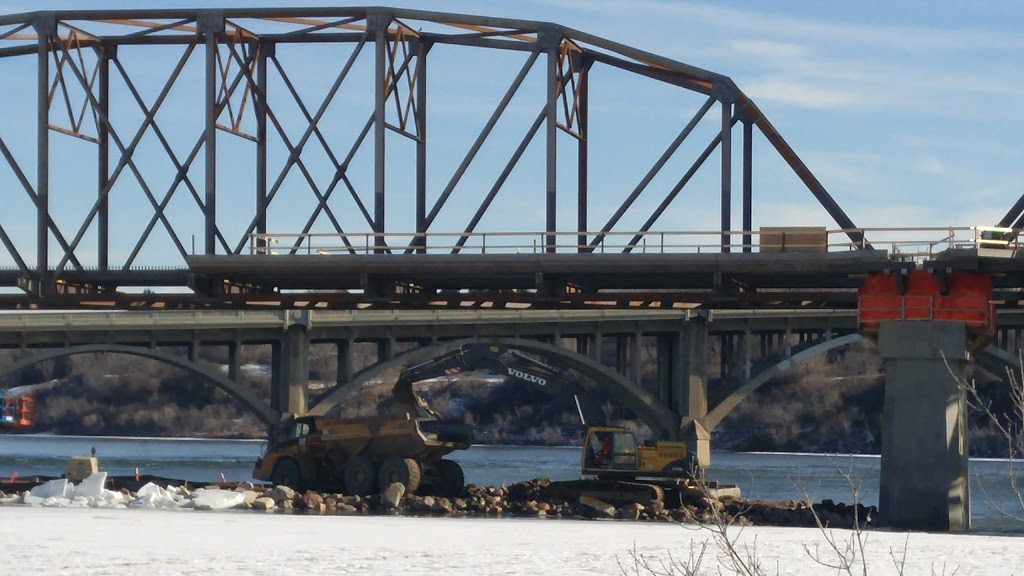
[272,322,310,417]
[662,315,710,466]
[878,320,970,532]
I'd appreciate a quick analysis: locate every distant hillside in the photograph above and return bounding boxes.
[0,341,1016,457]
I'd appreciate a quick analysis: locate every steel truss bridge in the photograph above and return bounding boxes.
[6,7,1023,310]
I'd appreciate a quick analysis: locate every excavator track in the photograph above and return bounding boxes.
[546,479,666,507]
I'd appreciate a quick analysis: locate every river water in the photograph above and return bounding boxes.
[1,435,1021,534]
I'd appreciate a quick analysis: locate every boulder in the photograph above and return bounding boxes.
[252,497,276,511]
[337,503,359,515]
[619,503,644,521]
[579,496,616,519]
[241,490,259,506]
[431,497,453,514]
[302,491,324,510]
[381,482,405,510]
[267,486,297,504]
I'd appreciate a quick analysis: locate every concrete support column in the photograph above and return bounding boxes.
[336,339,353,387]
[675,317,710,466]
[377,337,394,362]
[630,331,642,384]
[615,335,628,375]
[718,334,729,380]
[574,336,588,358]
[741,330,752,380]
[275,324,309,416]
[227,341,240,382]
[591,332,603,363]
[656,334,672,403]
[878,320,970,532]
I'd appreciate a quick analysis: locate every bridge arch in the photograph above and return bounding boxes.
[974,345,1020,379]
[1,344,279,427]
[308,337,679,440]
[705,333,865,430]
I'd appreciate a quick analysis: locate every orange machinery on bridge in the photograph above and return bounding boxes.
[858,270,995,351]
[0,394,34,429]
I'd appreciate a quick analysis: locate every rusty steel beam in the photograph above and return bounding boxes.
[97,44,110,270]
[203,19,219,256]
[373,13,388,251]
[577,58,590,253]
[720,99,732,253]
[545,37,558,254]
[742,120,753,253]
[35,18,52,274]
[415,39,429,253]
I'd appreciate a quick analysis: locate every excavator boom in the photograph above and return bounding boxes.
[390,343,602,424]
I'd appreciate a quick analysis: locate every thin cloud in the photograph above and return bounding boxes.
[549,0,1024,54]
[916,159,948,177]
[743,79,858,109]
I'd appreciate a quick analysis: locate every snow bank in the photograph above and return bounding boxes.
[0,507,1018,576]
[9,476,244,510]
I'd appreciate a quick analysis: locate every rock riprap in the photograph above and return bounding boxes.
[0,474,875,528]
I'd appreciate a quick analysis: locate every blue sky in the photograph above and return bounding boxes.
[0,1,1021,267]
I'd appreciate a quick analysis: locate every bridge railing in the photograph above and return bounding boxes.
[248,226,1009,259]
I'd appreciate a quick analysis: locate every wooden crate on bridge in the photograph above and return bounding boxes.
[759,227,827,252]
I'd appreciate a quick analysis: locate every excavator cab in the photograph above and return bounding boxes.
[581,427,639,477]
[1,395,34,428]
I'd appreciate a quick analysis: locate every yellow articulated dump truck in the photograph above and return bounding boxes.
[252,412,472,496]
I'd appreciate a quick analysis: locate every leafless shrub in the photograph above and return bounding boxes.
[944,350,1024,522]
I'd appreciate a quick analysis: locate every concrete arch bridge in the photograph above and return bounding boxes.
[9,309,1023,466]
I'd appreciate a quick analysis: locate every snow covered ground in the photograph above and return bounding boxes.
[0,507,1019,576]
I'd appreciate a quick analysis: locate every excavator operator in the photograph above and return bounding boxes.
[590,434,614,468]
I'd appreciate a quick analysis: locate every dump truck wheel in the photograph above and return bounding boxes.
[437,459,465,497]
[343,454,378,496]
[271,458,304,491]
[379,457,421,494]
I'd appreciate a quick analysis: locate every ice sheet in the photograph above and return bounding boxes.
[0,507,1019,576]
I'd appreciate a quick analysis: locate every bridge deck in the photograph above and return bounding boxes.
[187,251,907,292]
